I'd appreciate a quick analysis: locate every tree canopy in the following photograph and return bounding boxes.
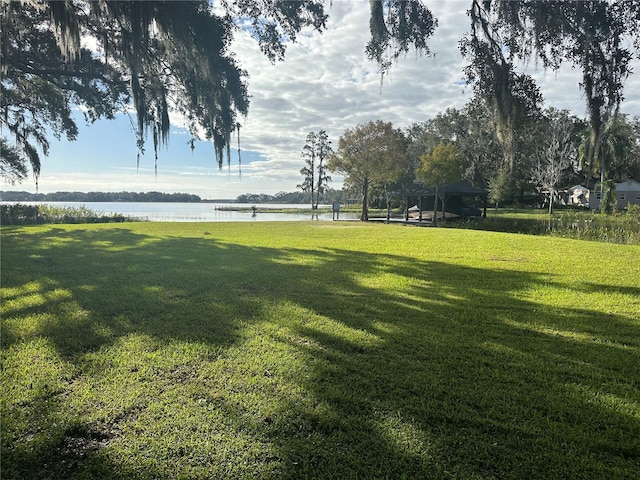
[407,105,639,210]
[417,142,464,187]
[366,0,437,76]
[328,120,408,221]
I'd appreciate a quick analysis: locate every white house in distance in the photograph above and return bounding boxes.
[590,179,640,210]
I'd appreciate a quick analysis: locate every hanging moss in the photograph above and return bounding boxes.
[366,0,436,77]
[3,0,328,181]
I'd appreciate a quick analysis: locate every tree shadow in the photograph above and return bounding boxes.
[2,226,639,479]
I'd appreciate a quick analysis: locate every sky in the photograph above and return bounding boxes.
[4,0,639,200]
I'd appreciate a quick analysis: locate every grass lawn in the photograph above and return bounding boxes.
[2,222,639,479]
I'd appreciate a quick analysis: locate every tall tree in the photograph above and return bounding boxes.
[528,1,637,185]
[407,104,501,191]
[460,0,543,180]
[529,109,579,214]
[579,113,640,183]
[328,120,408,221]
[460,100,503,190]
[406,108,469,174]
[314,130,333,209]
[298,131,317,208]
[298,130,332,209]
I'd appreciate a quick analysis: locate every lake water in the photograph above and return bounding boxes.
[8,202,359,222]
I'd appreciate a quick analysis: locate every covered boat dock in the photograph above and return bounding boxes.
[386,182,488,224]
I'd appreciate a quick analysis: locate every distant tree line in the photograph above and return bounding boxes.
[0,191,201,202]
[236,189,343,205]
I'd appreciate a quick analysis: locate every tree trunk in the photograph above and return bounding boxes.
[548,189,553,215]
[361,177,369,221]
[311,153,316,209]
[433,184,439,226]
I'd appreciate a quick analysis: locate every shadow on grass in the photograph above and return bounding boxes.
[2,226,639,479]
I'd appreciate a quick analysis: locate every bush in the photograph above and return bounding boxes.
[1,204,131,225]
[624,202,640,218]
[1,204,41,224]
[449,209,640,245]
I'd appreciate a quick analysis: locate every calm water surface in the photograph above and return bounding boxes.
[15,202,359,222]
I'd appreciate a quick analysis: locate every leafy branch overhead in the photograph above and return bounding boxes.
[366,0,437,75]
[1,0,439,187]
[1,0,328,184]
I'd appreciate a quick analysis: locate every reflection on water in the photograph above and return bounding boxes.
[208,210,354,223]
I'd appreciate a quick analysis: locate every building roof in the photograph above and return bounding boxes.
[568,185,590,193]
[616,180,640,192]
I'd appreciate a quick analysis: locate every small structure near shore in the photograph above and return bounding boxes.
[386,182,488,224]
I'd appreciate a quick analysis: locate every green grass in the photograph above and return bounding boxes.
[2,222,639,479]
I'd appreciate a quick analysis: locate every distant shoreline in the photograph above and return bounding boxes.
[0,191,203,203]
[0,191,311,205]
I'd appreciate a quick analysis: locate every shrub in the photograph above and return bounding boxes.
[1,204,130,225]
[0,204,41,224]
[449,210,640,245]
[624,202,640,218]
